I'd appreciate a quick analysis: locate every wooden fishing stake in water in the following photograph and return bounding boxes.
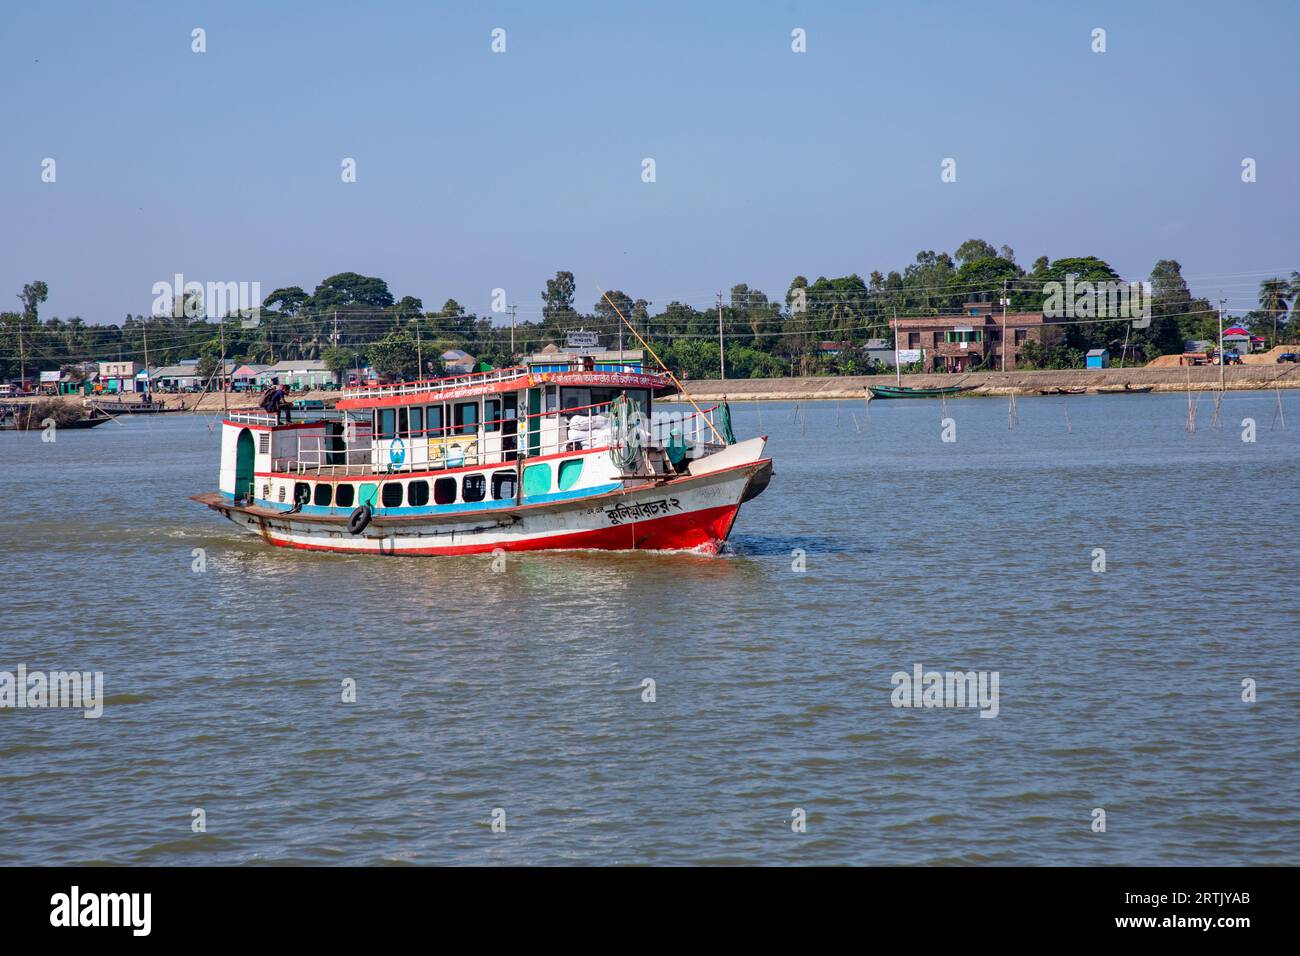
[1006,390,1019,429]
[1210,299,1225,429]
[1063,403,1072,433]
[597,287,723,444]
[850,409,861,433]
[1185,368,1197,433]
[1272,385,1287,430]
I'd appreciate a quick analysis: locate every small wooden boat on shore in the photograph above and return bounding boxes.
[1095,384,1154,395]
[1039,386,1086,395]
[867,383,973,399]
[87,399,175,414]
[0,408,113,430]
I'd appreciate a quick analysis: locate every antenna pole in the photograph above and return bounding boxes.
[718,291,726,380]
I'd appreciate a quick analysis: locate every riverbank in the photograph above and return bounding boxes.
[663,363,1300,402]
[8,361,1297,413]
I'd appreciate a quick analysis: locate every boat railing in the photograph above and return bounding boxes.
[339,366,530,402]
[228,410,279,426]
[272,399,725,476]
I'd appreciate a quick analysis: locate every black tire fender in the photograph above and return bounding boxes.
[348,505,372,535]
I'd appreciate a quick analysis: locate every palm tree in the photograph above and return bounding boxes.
[1289,271,1300,343]
[1258,278,1289,347]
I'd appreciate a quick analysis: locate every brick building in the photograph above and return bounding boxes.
[892,299,1064,373]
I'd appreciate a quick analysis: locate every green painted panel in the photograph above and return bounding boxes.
[522,463,551,497]
[557,458,583,491]
[358,483,378,507]
[527,388,542,456]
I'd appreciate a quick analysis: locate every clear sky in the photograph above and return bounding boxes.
[2,0,1297,324]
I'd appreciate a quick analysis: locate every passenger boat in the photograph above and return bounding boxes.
[192,348,773,555]
[867,383,973,399]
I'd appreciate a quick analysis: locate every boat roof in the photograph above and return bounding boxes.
[335,365,672,409]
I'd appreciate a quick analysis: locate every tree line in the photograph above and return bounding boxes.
[2,241,1297,383]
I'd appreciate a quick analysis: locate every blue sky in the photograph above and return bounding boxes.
[2,0,1297,323]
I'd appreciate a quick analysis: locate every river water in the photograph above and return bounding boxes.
[1,392,1296,865]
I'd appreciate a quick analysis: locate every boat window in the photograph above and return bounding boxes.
[336,484,355,508]
[427,405,444,438]
[491,470,517,500]
[484,398,501,433]
[453,401,478,435]
[294,482,311,505]
[558,458,583,491]
[313,483,332,507]
[434,477,457,505]
[462,473,486,503]
[561,388,592,415]
[409,407,423,438]
[377,408,397,440]
[397,407,408,436]
[381,482,403,508]
[523,463,551,497]
[359,483,378,508]
[408,480,430,506]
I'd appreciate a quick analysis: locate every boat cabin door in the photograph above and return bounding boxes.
[235,428,255,501]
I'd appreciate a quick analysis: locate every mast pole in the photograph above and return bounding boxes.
[598,287,723,444]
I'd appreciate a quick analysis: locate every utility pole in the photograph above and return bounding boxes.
[219,313,228,414]
[509,303,517,360]
[416,321,423,380]
[17,318,25,393]
[893,307,901,386]
[717,291,726,380]
[1000,280,1010,372]
[1218,298,1226,392]
[142,317,150,399]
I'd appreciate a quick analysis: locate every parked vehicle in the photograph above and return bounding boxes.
[1278,353,1298,363]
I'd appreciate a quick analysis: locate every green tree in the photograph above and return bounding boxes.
[542,271,578,328]
[1258,277,1290,346]
[262,286,308,316]
[366,332,419,378]
[954,239,998,265]
[309,272,394,312]
[322,345,358,382]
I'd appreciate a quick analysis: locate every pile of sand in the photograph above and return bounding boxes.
[1145,344,1294,368]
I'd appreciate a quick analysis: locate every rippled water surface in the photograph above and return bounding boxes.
[2,392,1297,865]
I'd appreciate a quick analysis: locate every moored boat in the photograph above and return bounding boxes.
[867,383,973,399]
[1038,386,1086,395]
[1095,384,1154,394]
[193,350,773,555]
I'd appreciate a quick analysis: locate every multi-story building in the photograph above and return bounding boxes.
[893,299,1064,373]
[98,361,143,392]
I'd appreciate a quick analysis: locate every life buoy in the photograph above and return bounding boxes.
[348,505,372,535]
